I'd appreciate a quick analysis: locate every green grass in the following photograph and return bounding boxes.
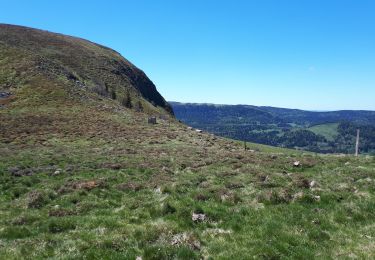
[1,97,375,258]
[308,123,339,141]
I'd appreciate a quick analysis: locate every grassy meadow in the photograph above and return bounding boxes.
[1,89,375,259]
[308,123,339,142]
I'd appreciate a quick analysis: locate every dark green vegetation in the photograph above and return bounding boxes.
[1,25,375,259]
[171,102,375,154]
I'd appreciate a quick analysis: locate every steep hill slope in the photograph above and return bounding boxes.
[0,24,173,114]
[0,25,375,259]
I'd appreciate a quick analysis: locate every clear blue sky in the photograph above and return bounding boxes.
[1,0,375,110]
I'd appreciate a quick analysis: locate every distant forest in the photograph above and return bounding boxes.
[171,102,375,155]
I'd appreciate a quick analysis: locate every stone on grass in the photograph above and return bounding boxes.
[8,166,34,177]
[53,170,61,176]
[148,117,157,124]
[309,180,317,188]
[192,213,206,222]
[293,161,301,167]
[313,195,321,202]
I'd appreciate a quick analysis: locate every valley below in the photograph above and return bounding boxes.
[171,102,375,155]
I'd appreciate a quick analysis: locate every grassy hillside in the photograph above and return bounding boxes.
[1,25,375,259]
[2,90,375,259]
[0,24,173,115]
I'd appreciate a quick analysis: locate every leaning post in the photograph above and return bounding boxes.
[355,129,360,157]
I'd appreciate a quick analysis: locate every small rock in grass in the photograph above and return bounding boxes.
[259,175,270,183]
[312,219,321,225]
[309,180,317,188]
[313,195,321,202]
[8,166,34,177]
[65,165,75,172]
[192,213,206,222]
[293,161,301,167]
[136,257,142,260]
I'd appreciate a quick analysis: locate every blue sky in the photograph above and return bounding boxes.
[1,0,375,110]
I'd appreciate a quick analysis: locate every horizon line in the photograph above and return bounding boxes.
[168,101,375,113]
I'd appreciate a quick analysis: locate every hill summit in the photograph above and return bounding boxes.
[0,24,172,114]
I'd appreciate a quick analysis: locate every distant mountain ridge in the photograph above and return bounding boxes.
[170,102,375,154]
[170,102,375,126]
[258,106,375,125]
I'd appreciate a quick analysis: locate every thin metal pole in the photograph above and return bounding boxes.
[355,129,360,157]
